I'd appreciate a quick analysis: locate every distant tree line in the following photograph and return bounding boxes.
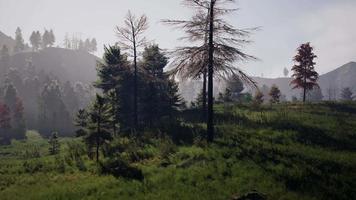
[63,33,97,53]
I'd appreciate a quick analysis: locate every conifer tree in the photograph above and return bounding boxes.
[290,43,318,103]
[86,95,112,162]
[42,30,51,48]
[74,109,89,137]
[49,29,55,47]
[164,0,257,142]
[95,45,131,133]
[14,27,25,53]
[30,31,41,51]
[116,11,149,129]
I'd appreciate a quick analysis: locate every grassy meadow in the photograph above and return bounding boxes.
[0,102,355,200]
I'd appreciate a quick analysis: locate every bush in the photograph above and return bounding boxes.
[100,157,144,181]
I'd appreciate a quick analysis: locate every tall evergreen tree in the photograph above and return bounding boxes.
[95,45,132,133]
[14,27,25,53]
[49,29,55,47]
[30,31,41,51]
[140,45,181,127]
[290,42,318,103]
[116,11,149,129]
[42,30,51,48]
[86,95,112,162]
[74,109,89,137]
[164,0,257,142]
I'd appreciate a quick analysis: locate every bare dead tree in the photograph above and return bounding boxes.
[116,11,149,129]
[163,0,257,142]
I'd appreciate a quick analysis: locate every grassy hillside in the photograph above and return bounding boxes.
[0,103,355,200]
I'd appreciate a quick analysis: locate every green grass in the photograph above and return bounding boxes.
[0,102,355,200]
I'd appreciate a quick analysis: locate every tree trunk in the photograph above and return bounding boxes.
[133,35,138,129]
[202,68,207,122]
[207,0,215,143]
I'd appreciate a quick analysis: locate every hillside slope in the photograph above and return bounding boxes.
[9,47,98,84]
[0,31,15,50]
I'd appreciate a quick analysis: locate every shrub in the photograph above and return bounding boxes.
[100,157,144,181]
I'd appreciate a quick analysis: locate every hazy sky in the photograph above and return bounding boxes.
[1,0,355,78]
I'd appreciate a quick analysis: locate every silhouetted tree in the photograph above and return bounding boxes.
[49,29,55,46]
[139,44,182,127]
[269,85,281,104]
[340,87,353,101]
[290,43,318,103]
[95,45,131,133]
[74,109,89,137]
[86,95,112,162]
[30,31,41,51]
[116,11,149,129]
[164,0,257,142]
[14,27,25,53]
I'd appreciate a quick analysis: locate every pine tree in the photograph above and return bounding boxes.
[164,0,257,142]
[116,11,149,129]
[95,45,132,133]
[49,29,55,47]
[30,31,41,51]
[14,27,25,53]
[269,85,281,104]
[74,109,89,137]
[48,132,60,155]
[340,87,353,101]
[86,95,112,162]
[140,45,181,127]
[290,43,318,103]
[42,30,51,48]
